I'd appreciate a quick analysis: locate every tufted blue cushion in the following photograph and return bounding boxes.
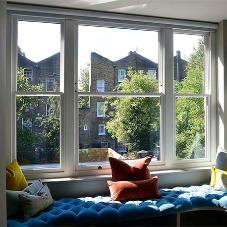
[7,185,227,227]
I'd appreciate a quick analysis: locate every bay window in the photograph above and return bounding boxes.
[8,6,216,178]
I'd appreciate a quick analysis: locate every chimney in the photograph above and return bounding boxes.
[128,51,137,56]
[18,47,22,55]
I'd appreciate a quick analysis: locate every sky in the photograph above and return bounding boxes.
[18,21,203,79]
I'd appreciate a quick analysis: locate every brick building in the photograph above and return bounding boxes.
[79,51,187,152]
[18,47,60,92]
[18,48,186,153]
[17,48,60,129]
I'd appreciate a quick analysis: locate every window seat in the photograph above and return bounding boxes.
[7,184,227,227]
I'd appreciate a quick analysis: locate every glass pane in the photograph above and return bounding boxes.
[79,96,161,166]
[78,25,159,93]
[17,21,61,92]
[174,33,205,94]
[16,96,60,169]
[175,97,206,160]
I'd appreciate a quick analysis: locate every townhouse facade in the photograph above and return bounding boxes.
[79,51,187,152]
[18,48,186,153]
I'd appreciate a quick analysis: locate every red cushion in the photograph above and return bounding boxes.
[107,176,161,201]
[109,156,151,181]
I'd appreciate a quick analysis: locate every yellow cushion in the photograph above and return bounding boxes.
[210,166,217,187]
[6,159,28,190]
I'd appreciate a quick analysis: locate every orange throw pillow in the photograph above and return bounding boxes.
[109,156,151,181]
[108,176,161,201]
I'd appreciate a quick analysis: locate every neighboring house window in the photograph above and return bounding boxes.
[97,80,105,92]
[84,125,88,131]
[23,68,33,82]
[118,142,127,153]
[97,102,105,117]
[148,69,156,78]
[22,118,32,129]
[101,142,108,148]
[45,104,50,116]
[46,78,55,91]
[118,69,126,82]
[98,124,106,135]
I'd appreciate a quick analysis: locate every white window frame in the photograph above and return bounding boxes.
[118,69,126,82]
[9,15,65,176]
[78,24,163,171]
[172,30,216,168]
[97,102,105,117]
[46,78,55,92]
[98,124,105,135]
[23,68,33,82]
[97,80,105,92]
[7,6,216,178]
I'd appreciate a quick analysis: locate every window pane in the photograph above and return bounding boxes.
[174,33,205,94]
[79,96,161,166]
[97,80,105,92]
[16,96,60,169]
[97,102,105,117]
[78,25,159,93]
[17,21,61,92]
[175,97,206,160]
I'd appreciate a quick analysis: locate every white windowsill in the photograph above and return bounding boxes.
[27,166,211,184]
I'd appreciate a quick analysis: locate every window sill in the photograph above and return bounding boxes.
[27,166,211,184]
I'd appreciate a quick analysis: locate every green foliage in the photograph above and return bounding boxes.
[79,63,90,108]
[17,127,42,165]
[16,68,44,119]
[79,148,109,162]
[17,69,60,165]
[106,69,159,152]
[36,95,60,163]
[175,39,205,159]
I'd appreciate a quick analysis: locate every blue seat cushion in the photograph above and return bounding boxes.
[7,185,227,227]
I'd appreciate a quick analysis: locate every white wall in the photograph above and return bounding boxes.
[217,21,227,150]
[0,0,7,226]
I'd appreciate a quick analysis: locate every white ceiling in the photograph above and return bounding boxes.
[7,0,227,23]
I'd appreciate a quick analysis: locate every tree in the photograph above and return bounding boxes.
[106,69,159,152]
[17,68,43,118]
[175,39,205,159]
[36,93,60,164]
[79,63,90,108]
[17,69,60,165]
[16,68,44,164]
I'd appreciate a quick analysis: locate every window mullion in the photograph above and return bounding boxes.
[210,32,217,163]
[163,28,174,168]
[11,16,18,162]
[63,19,76,176]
